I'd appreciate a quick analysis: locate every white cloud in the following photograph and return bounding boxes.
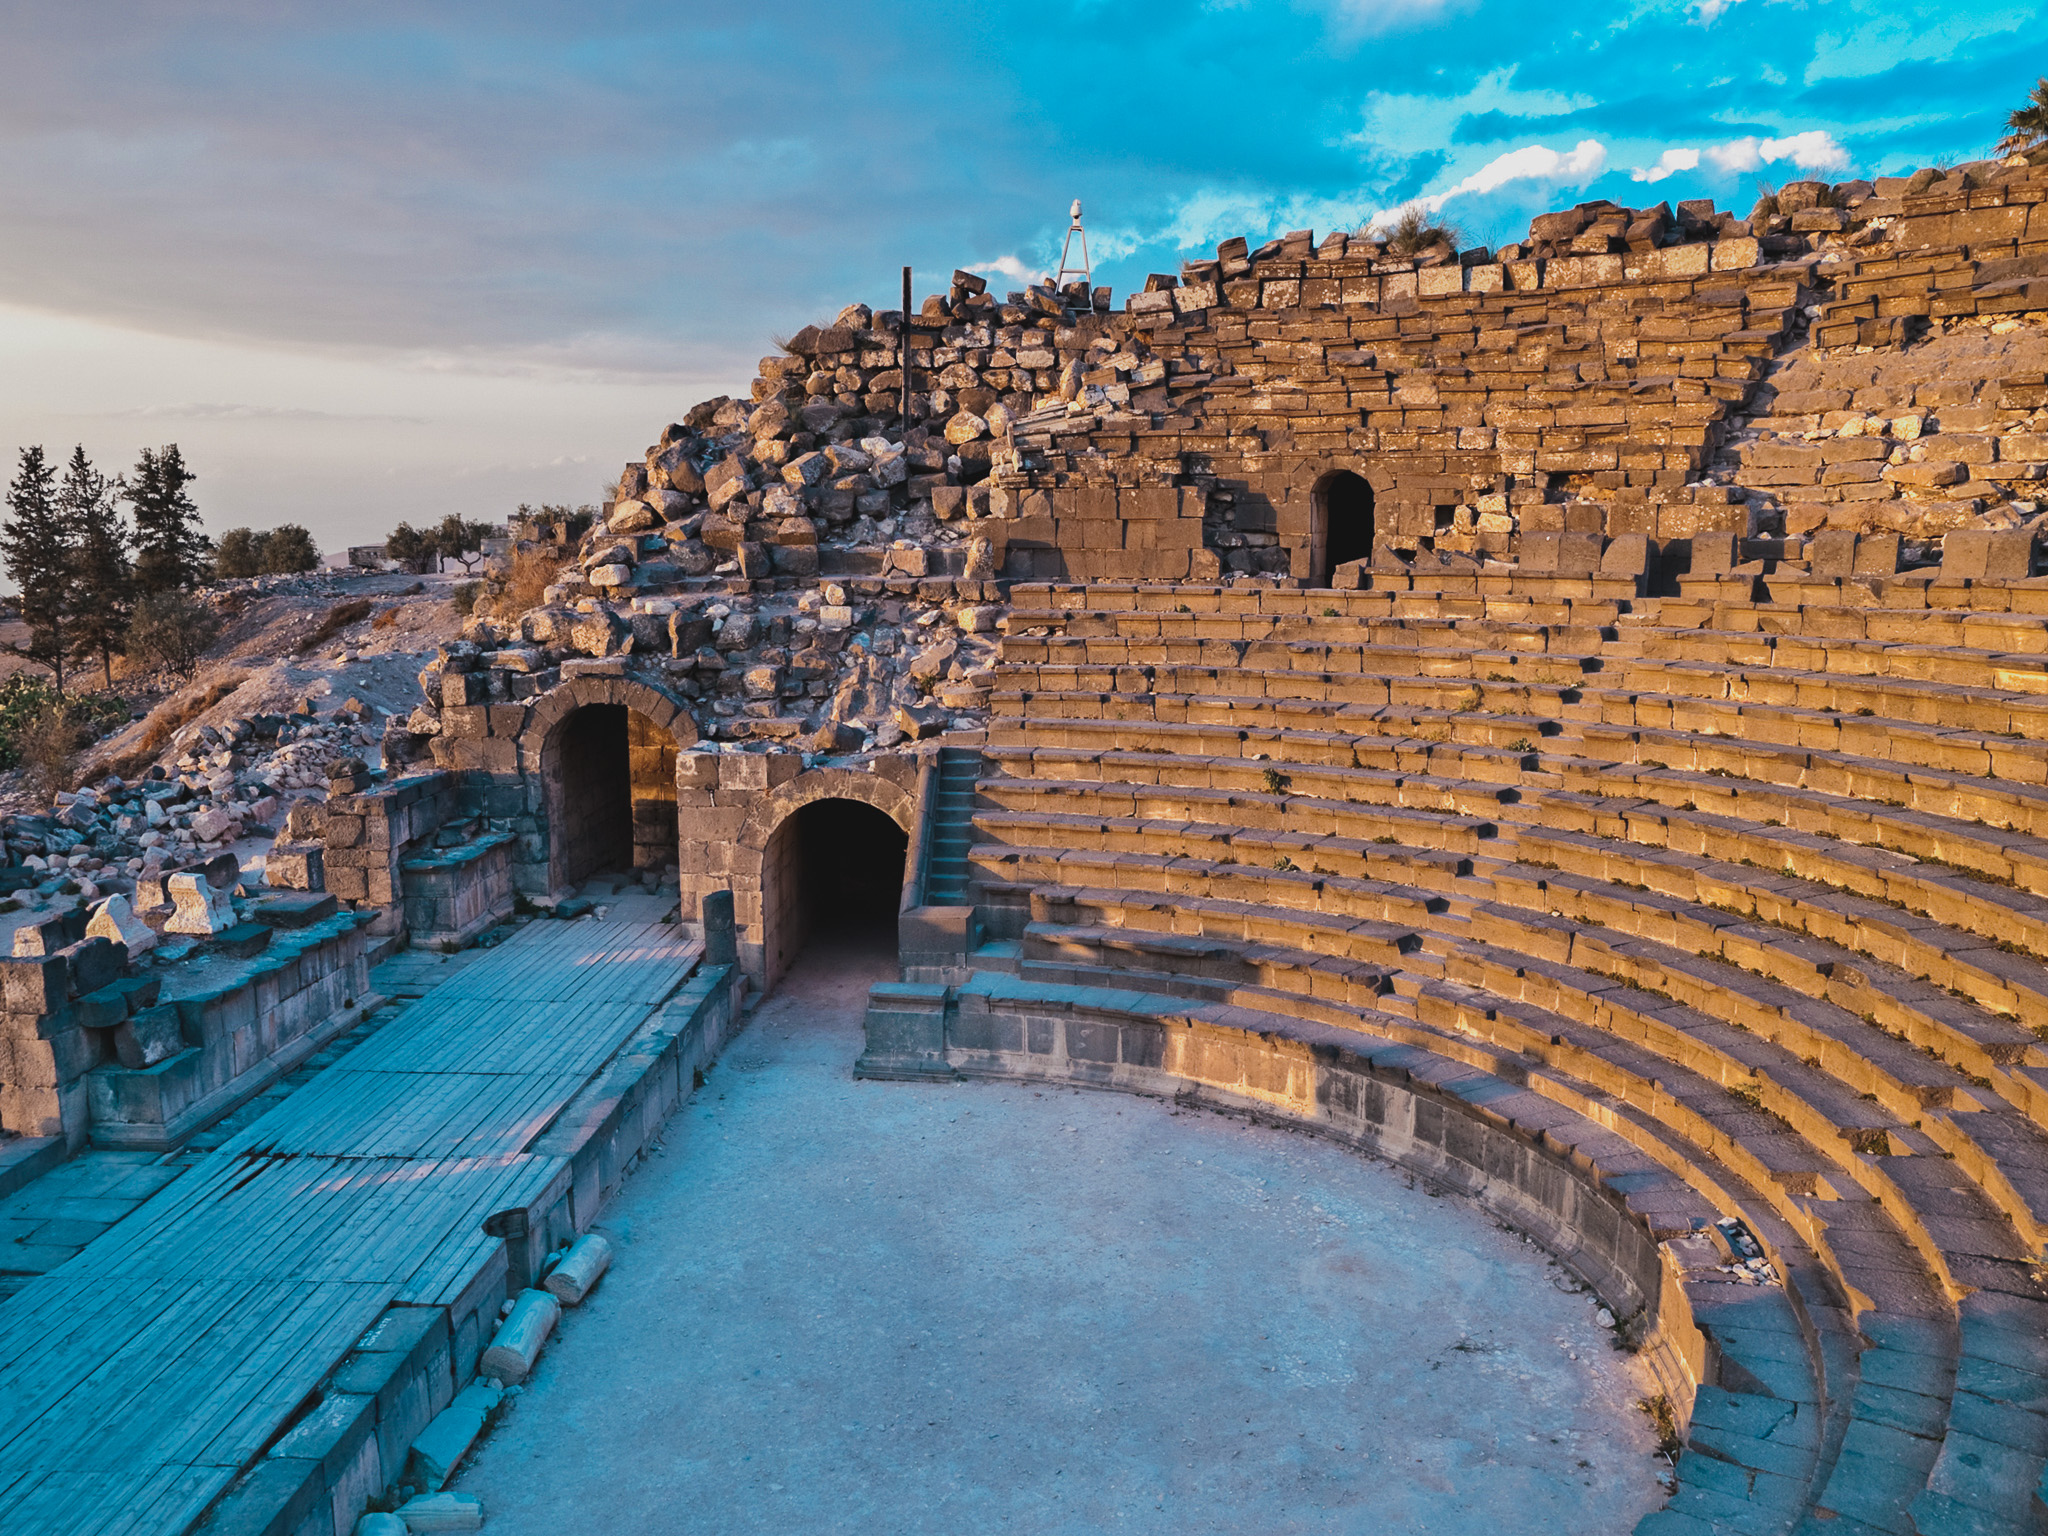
[1349,68,1597,159]
[1632,148,1701,184]
[1371,139,1607,221]
[1690,0,1742,23]
[970,255,1046,286]
[1705,131,1850,175]
[112,401,427,424]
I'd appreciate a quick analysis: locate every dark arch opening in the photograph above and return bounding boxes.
[556,705,631,886]
[552,704,679,888]
[763,799,907,982]
[1321,471,1376,582]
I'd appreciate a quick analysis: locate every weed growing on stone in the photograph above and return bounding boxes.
[1639,1394,1683,1460]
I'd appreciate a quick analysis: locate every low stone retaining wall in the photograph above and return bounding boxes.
[401,833,515,951]
[320,770,467,937]
[88,909,375,1150]
[860,976,1713,1422]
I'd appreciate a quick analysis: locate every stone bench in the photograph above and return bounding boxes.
[966,807,2048,1229]
[972,783,1502,852]
[1504,826,2048,1122]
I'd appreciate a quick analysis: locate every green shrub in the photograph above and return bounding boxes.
[126,590,223,676]
[214,527,262,578]
[260,524,319,574]
[0,674,127,777]
[212,523,320,578]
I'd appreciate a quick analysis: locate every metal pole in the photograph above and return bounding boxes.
[900,266,912,429]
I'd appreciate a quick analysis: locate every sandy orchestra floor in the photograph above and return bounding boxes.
[458,935,1667,1535]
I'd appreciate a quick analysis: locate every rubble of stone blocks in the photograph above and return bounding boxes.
[363,156,2048,783]
[0,702,387,906]
[0,843,366,1150]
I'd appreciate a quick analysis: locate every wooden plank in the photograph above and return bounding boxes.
[0,919,705,1535]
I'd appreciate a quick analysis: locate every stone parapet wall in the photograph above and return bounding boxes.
[400,834,515,951]
[88,909,372,1149]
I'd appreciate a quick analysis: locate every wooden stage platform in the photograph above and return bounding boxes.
[0,917,703,1535]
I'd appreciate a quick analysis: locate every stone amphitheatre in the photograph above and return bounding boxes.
[1,156,2048,1534]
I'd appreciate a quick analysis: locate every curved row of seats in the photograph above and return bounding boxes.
[958,578,2048,1536]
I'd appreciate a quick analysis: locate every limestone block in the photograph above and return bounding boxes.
[266,841,326,892]
[1943,528,2036,580]
[11,913,78,958]
[1689,533,1740,574]
[58,936,124,994]
[1887,460,1966,488]
[87,895,155,956]
[1853,533,1902,575]
[190,807,239,843]
[945,411,989,445]
[543,1232,614,1306]
[480,1289,559,1384]
[164,872,235,937]
[588,562,632,587]
[113,1004,184,1070]
[407,1381,503,1489]
[568,607,629,657]
[1599,534,1651,578]
[393,1492,483,1532]
[1808,529,1858,578]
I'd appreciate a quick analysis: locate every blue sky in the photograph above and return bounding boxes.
[0,0,2040,553]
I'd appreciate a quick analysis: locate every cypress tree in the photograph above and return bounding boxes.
[1,446,79,691]
[127,444,208,593]
[65,447,134,689]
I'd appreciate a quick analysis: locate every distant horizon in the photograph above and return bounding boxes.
[2,1,2038,565]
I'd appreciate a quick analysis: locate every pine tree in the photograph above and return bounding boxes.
[126,444,208,593]
[1,447,80,691]
[64,447,134,689]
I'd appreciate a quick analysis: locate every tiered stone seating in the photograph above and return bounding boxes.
[957,577,2048,1535]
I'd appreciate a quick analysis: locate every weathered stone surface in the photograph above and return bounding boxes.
[86,894,155,955]
[163,872,235,936]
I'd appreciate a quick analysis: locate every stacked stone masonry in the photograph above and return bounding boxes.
[324,154,2048,1536]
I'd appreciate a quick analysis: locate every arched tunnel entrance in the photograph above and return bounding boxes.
[1317,470,1376,583]
[551,703,679,888]
[761,799,908,984]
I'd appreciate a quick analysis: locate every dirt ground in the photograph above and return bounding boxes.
[456,935,1667,1536]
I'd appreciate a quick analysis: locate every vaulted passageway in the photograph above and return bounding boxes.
[760,797,907,982]
[549,703,679,887]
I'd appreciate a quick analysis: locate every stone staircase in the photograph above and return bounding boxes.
[919,746,983,906]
